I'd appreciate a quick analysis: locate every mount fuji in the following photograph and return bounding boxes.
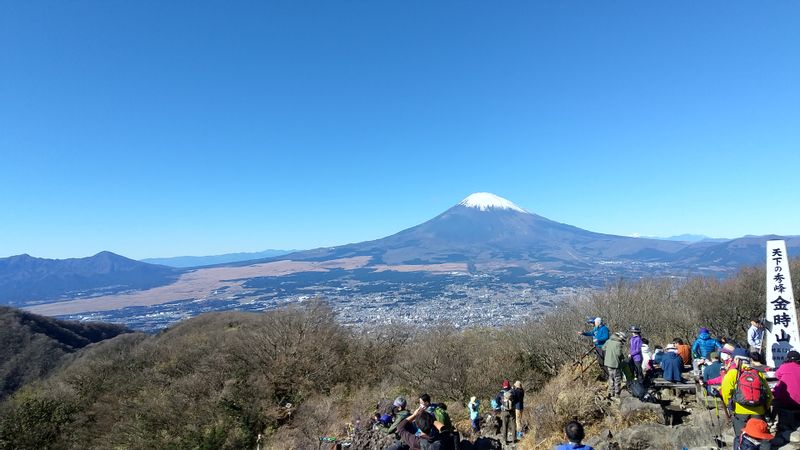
[263,193,691,270]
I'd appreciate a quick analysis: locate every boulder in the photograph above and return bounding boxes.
[619,395,665,425]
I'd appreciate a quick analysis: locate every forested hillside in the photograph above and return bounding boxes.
[0,261,797,449]
[0,306,128,401]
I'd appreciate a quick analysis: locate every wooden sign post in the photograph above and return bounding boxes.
[765,239,799,368]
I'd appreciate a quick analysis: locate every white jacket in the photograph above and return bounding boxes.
[641,344,653,371]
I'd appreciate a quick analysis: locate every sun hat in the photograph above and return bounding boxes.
[470,396,477,403]
[514,381,522,389]
[665,344,677,351]
[721,343,735,355]
[742,418,774,441]
[615,331,627,339]
[393,396,407,409]
[629,325,641,333]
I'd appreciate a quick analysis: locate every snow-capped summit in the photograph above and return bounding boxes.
[458,192,528,213]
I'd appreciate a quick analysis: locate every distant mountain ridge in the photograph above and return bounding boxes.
[3,193,800,311]
[0,251,181,306]
[141,249,297,268]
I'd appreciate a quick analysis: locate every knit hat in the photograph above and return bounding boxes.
[699,327,709,334]
[502,379,511,389]
[393,396,407,409]
[742,418,774,441]
[787,351,800,362]
[595,317,603,325]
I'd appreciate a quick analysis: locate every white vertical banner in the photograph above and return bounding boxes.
[766,239,799,368]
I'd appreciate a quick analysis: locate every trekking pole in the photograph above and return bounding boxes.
[712,395,722,439]
[699,383,716,437]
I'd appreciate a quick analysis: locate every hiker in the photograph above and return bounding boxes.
[661,344,684,383]
[640,338,653,374]
[702,352,722,395]
[580,317,609,373]
[468,396,480,432]
[721,348,772,450]
[555,420,595,450]
[512,381,524,438]
[419,393,453,432]
[674,338,691,366]
[773,350,800,436]
[737,418,774,450]
[747,318,765,362]
[704,343,737,390]
[603,331,626,399]
[629,326,643,379]
[379,396,411,439]
[652,344,665,366]
[496,379,517,444]
[692,327,722,376]
[393,404,454,450]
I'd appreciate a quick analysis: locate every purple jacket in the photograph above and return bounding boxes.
[629,335,643,363]
[774,361,800,409]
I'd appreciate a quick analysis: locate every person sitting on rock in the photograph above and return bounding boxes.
[661,344,684,383]
[737,418,774,450]
[555,420,594,450]
[378,396,411,439]
[702,352,722,395]
[674,338,691,366]
[393,403,453,450]
[773,350,800,438]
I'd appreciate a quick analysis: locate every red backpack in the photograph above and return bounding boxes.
[733,365,768,407]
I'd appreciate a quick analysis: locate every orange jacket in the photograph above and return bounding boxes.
[677,344,691,365]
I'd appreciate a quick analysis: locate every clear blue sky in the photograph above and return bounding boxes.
[1,1,799,260]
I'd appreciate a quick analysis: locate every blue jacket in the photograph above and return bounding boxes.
[582,325,609,348]
[691,332,721,359]
[661,351,683,382]
[556,444,594,450]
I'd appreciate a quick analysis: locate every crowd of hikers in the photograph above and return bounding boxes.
[365,316,800,450]
[372,383,525,450]
[580,316,800,450]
